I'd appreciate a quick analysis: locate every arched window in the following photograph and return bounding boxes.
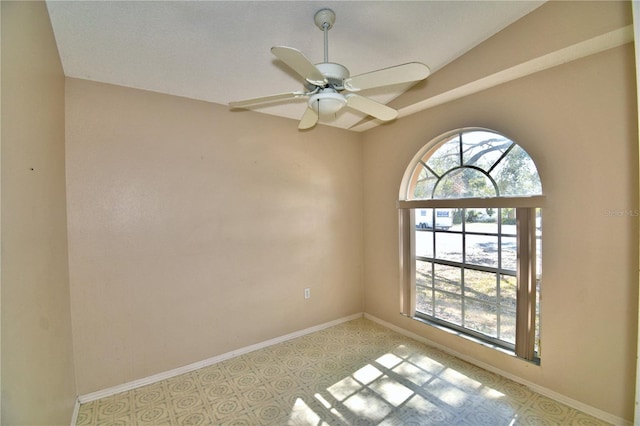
[399,128,543,362]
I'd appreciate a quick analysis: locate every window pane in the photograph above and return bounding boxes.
[498,275,518,352]
[499,275,517,310]
[462,131,513,171]
[433,264,461,294]
[464,269,497,303]
[501,236,517,271]
[416,289,432,316]
[435,232,462,263]
[465,235,498,268]
[416,260,432,288]
[490,144,542,196]
[412,167,438,199]
[452,208,464,227]
[426,135,460,176]
[499,307,516,344]
[435,208,454,230]
[416,261,433,315]
[434,291,462,326]
[433,168,497,199]
[415,228,433,258]
[465,299,497,338]
[415,208,432,230]
[465,207,498,233]
[501,208,517,229]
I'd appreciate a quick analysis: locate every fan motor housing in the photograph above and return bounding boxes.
[306,62,350,91]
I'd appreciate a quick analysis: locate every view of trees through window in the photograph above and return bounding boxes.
[405,129,542,359]
[412,131,542,200]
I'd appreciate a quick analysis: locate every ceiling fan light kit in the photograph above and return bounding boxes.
[229,8,431,130]
[309,89,347,115]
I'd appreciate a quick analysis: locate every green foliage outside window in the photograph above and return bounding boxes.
[410,131,541,200]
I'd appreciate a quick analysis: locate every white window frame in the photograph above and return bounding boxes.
[399,197,544,361]
[398,125,544,362]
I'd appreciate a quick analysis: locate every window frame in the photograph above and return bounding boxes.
[399,199,543,362]
[398,128,544,363]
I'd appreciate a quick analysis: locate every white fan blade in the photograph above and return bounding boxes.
[346,94,398,121]
[229,91,305,109]
[272,46,328,86]
[298,107,319,130]
[343,62,430,92]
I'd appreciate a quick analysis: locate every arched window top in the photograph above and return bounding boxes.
[405,129,542,200]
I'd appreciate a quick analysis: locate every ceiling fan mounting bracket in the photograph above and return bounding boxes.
[314,8,336,31]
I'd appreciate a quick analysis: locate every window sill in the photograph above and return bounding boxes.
[411,314,541,366]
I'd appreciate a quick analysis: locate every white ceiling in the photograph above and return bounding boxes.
[46,1,545,130]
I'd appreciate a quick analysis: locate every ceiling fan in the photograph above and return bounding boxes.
[229,8,431,130]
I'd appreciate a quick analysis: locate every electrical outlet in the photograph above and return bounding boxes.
[304,288,311,299]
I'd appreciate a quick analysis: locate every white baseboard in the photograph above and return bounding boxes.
[364,313,631,426]
[77,312,363,404]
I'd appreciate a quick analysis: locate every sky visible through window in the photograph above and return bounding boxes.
[410,130,541,200]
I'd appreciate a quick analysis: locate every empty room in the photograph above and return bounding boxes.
[2,1,638,425]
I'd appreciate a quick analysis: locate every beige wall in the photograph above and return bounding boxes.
[65,79,364,394]
[392,0,633,112]
[1,2,77,425]
[363,1,637,422]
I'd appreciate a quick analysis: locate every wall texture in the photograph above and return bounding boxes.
[363,2,637,422]
[65,79,364,394]
[1,2,77,425]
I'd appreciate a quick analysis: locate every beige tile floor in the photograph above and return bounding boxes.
[76,318,610,425]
